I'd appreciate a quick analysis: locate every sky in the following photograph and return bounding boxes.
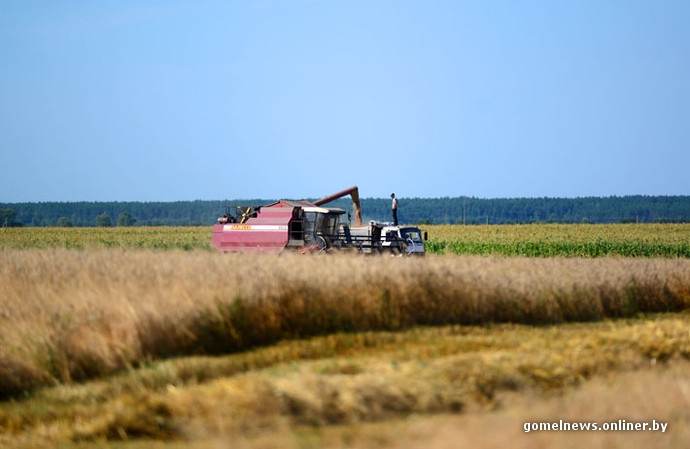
[1,0,689,202]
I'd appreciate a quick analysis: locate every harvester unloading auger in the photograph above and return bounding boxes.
[211,186,425,255]
[313,185,362,227]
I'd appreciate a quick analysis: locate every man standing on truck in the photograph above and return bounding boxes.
[391,193,399,226]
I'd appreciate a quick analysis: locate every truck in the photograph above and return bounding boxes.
[210,186,427,255]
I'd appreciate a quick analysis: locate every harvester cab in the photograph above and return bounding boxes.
[301,206,347,251]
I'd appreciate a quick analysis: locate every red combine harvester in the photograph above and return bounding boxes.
[210,186,426,255]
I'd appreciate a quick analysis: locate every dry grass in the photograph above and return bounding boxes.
[1,249,689,398]
[1,315,689,447]
[273,362,690,449]
[1,248,689,446]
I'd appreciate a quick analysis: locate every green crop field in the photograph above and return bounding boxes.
[0,226,212,251]
[422,223,690,257]
[1,224,689,448]
[1,223,689,256]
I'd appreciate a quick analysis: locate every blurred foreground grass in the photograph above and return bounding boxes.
[1,313,689,447]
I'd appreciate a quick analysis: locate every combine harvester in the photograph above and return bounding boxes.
[211,186,426,255]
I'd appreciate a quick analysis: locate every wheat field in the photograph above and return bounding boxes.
[2,250,689,392]
[1,224,689,447]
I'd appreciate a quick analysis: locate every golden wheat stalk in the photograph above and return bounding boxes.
[1,249,688,397]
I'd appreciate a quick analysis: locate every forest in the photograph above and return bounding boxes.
[1,195,689,227]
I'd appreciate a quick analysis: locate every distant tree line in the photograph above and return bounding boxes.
[356,195,690,225]
[1,196,688,227]
[0,200,269,227]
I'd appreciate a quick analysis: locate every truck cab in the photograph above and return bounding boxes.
[381,225,427,256]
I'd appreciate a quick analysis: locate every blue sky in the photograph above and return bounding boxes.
[2,0,688,202]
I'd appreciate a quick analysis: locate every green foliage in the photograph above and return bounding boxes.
[116,211,136,227]
[434,241,690,258]
[368,195,690,225]
[423,224,690,257]
[0,208,21,227]
[56,217,72,227]
[95,213,112,227]
[1,196,689,227]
